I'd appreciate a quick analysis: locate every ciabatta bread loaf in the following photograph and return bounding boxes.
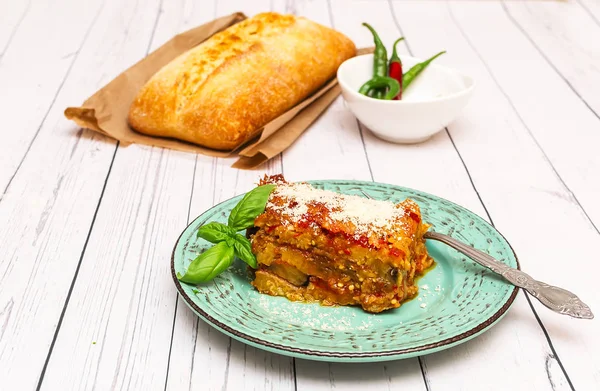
[127,12,356,151]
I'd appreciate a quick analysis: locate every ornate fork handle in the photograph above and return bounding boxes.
[356,189,593,320]
[424,231,594,320]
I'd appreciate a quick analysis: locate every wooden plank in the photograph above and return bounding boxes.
[2,0,593,390]
[577,0,600,25]
[166,153,293,391]
[0,0,167,389]
[388,0,599,389]
[501,0,600,227]
[445,1,600,389]
[276,1,427,390]
[0,0,104,193]
[501,0,600,117]
[0,0,30,58]
[40,146,195,391]
[268,0,374,182]
[164,1,294,390]
[330,0,574,390]
[167,0,426,389]
[36,1,241,390]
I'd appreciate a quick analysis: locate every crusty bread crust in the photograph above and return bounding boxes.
[127,12,356,151]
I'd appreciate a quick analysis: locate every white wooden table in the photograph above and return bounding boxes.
[1,0,599,390]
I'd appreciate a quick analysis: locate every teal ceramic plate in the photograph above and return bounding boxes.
[171,180,519,362]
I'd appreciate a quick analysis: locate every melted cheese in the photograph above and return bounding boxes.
[266,182,407,236]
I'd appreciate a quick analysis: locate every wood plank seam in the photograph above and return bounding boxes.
[445,130,576,391]
[161,1,287,388]
[443,4,579,387]
[326,0,445,388]
[221,340,234,391]
[163,297,179,391]
[457,2,599,237]
[500,0,600,123]
[418,357,432,391]
[334,0,381,184]
[385,1,434,387]
[34,0,165,386]
[326,0,375,186]
[162,154,198,389]
[575,0,600,27]
[34,145,119,391]
[159,0,227,378]
[0,0,107,204]
[0,0,32,61]
[355,120,374,181]
[114,147,167,391]
[178,156,218,387]
[315,1,429,389]
[524,293,575,391]
[388,0,576,388]
[0,0,592,389]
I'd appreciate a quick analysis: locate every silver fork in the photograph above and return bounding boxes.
[359,189,594,320]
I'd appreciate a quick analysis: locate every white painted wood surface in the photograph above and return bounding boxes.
[0,0,598,390]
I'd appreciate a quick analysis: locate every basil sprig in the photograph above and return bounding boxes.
[228,184,277,231]
[231,233,256,268]
[177,242,234,284]
[177,184,276,285]
[197,222,237,243]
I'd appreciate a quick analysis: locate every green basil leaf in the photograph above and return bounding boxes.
[197,222,237,244]
[232,234,257,269]
[228,184,276,231]
[177,242,235,284]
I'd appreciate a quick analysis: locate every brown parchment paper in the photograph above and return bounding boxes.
[63,11,373,168]
[234,47,374,169]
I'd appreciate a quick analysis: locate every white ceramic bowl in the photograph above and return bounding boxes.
[337,53,475,144]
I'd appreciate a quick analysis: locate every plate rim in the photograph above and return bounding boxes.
[170,179,520,361]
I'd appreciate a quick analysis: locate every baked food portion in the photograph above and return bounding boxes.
[249,175,434,313]
[128,12,356,151]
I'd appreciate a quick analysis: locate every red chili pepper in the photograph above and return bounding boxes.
[388,37,405,100]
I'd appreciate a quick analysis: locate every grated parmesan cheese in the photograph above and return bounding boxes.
[265,182,408,236]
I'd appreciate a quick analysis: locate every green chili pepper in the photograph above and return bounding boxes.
[403,51,446,91]
[358,76,401,100]
[362,23,388,99]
